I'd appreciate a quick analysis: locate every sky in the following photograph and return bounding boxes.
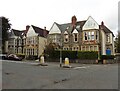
[0,0,119,36]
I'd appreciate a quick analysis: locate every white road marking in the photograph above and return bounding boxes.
[2,60,39,65]
[73,66,90,69]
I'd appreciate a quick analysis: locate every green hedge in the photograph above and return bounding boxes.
[49,50,77,59]
[101,55,115,60]
[48,50,98,60]
[77,51,98,60]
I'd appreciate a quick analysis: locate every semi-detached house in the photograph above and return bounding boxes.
[8,25,49,59]
[48,16,115,55]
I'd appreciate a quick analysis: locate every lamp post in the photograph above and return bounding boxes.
[60,34,62,67]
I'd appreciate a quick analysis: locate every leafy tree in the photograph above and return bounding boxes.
[44,43,55,58]
[1,17,11,53]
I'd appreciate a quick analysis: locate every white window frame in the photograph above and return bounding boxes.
[73,33,78,42]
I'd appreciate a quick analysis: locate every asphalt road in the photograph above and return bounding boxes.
[1,60,118,89]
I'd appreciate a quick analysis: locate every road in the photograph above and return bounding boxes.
[1,60,118,89]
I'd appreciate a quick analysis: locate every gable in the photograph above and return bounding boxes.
[27,26,38,37]
[72,29,78,33]
[49,22,61,34]
[82,16,99,30]
[64,31,68,34]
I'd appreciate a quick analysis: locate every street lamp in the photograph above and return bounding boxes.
[60,34,62,67]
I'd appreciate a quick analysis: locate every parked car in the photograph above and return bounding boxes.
[0,54,7,60]
[5,54,23,61]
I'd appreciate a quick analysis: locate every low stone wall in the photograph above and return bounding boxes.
[103,59,117,64]
[47,58,118,64]
[71,59,97,64]
[115,53,120,63]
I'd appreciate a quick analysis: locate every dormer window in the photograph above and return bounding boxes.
[73,33,78,42]
[72,29,78,42]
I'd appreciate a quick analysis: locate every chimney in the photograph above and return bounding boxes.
[26,25,30,31]
[43,26,47,37]
[101,21,104,26]
[24,25,30,37]
[71,15,77,26]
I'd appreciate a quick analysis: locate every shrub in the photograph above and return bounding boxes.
[77,51,98,60]
[49,50,77,59]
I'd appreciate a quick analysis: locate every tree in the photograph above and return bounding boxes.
[117,31,120,53]
[44,43,55,58]
[1,17,11,53]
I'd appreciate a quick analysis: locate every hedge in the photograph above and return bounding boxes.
[77,51,98,60]
[48,50,98,60]
[49,50,77,59]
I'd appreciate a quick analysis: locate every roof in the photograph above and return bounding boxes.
[55,20,86,33]
[31,25,49,37]
[99,25,114,37]
[11,29,25,37]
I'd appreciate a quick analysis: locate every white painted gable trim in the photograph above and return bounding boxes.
[27,26,38,37]
[82,16,99,30]
[72,29,78,33]
[49,22,61,34]
[64,31,68,34]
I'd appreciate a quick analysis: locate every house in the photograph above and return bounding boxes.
[24,25,49,59]
[8,25,49,59]
[8,28,26,54]
[48,16,115,55]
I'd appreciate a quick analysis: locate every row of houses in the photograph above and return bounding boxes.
[7,16,115,59]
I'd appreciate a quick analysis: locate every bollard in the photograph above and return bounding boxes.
[63,57,72,68]
[65,58,69,66]
[39,55,48,66]
[103,60,106,64]
[40,56,44,64]
[96,60,98,64]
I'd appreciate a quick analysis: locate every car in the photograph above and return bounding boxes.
[0,54,7,60]
[5,54,23,61]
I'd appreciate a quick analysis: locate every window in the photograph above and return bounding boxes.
[90,46,93,51]
[88,32,91,40]
[74,33,78,42]
[85,32,87,40]
[106,34,110,42]
[33,49,34,55]
[91,31,94,40]
[64,34,69,42]
[74,34,78,41]
[82,46,85,51]
[96,31,98,40]
[94,46,97,51]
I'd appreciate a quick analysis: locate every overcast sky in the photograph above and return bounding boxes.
[0,0,119,36]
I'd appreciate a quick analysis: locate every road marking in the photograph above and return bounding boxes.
[2,60,39,65]
[73,66,90,69]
